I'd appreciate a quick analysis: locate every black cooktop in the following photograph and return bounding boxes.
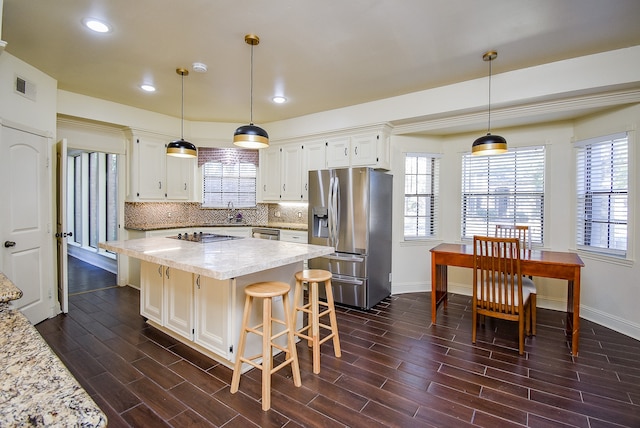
[166,232,242,243]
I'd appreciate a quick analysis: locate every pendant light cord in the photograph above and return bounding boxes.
[181,72,185,139]
[249,42,254,125]
[487,58,492,134]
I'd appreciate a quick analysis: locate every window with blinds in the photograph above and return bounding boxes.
[404,153,440,239]
[575,132,628,257]
[200,148,258,208]
[461,146,545,244]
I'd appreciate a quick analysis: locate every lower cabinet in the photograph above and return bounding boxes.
[139,259,301,367]
[141,261,193,341]
[164,266,194,341]
[194,275,231,359]
[140,261,164,325]
[140,260,233,360]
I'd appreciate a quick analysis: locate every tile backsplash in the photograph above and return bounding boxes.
[125,202,308,229]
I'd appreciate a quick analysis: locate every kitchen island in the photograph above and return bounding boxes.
[99,237,333,368]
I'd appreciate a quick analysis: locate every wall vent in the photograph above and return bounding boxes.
[15,75,37,101]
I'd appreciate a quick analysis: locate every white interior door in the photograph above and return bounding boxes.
[0,124,54,324]
[56,139,69,313]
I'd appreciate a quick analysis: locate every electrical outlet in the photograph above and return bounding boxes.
[297,211,302,218]
[168,212,172,218]
[275,211,281,218]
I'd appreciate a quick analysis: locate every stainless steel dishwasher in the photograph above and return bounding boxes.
[251,227,280,240]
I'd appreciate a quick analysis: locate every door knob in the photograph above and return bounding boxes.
[4,241,16,248]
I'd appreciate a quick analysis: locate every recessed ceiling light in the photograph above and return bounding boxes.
[140,84,156,92]
[83,18,111,33]
[272,96,287,104]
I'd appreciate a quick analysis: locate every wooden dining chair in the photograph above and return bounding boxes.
[494,224,536,334]
[495,224,531,249]
[472,236,536,355]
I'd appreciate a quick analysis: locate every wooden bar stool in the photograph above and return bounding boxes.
[292,269,341,374]
[230,281,301,411]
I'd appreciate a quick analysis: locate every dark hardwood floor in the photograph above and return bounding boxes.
[36,286,640,427]
[67,255,117,295]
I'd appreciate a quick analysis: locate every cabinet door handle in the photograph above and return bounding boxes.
[184,183,187,190]
[283,183,286,191]
[158,266,162,277]
[355,146,358,156]
[196,275,200,289]
[166,267,170,279]
[158,181,162,189]
[344,147,348,156]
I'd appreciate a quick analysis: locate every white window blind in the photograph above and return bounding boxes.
[200,148,258,208]
[404,153,440,239]
[461,146,545,244]
[575,132,628,257]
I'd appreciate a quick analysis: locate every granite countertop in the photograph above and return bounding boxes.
[126,222,308,232]
[0,272,23,303]
[100,236,332,280]
[0,275,107,427]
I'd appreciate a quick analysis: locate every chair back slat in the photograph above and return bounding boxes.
[495,224,531,250]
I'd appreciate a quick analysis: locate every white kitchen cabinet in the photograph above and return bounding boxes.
[302,140,326,199]
[194,275,231,359]
[325,128,390,170]
[164,266,194,341]
[135,137,166,199]
[141,260,194,341]
[130,135,194,200]
[281,144,303,200]
[166,154,193,200]
[140,261,165,325]
[260,143,304,201]
[260,145,282,201]
[325,136,351,168]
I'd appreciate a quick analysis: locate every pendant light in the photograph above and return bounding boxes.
[472,51,507,156]
[167,68,197,158]
[233,34,269,149]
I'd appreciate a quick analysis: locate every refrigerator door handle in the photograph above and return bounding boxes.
[328,175,340,248]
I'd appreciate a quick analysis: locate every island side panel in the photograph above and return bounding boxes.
[230,262,304,371]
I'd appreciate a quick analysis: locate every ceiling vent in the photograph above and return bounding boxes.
[15,75,37,101]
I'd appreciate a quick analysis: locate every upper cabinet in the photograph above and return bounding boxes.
[260,124,390,202]
[260,142,304,202]
[129,133,195,201]
[326,129,390,170]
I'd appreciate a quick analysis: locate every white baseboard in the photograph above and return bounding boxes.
[391,281,640,342]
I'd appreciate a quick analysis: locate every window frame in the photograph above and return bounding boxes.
[199,148,259,209]
[403,152,440,240]
[460,146,546,245]
[574,132,629,258]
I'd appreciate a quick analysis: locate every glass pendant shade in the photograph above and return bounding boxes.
[167,68,197,158]
[234,34,269,149]
[472,51,506,156]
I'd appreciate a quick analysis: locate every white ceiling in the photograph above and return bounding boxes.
[3,0,640,126]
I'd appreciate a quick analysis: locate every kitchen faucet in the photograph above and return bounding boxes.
[227,201,235,222]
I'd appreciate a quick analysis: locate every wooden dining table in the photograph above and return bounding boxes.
[430,243,585,355]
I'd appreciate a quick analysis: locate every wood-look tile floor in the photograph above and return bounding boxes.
[36,286,640,427]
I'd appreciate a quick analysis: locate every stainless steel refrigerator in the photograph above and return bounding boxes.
[308,167,392,310]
